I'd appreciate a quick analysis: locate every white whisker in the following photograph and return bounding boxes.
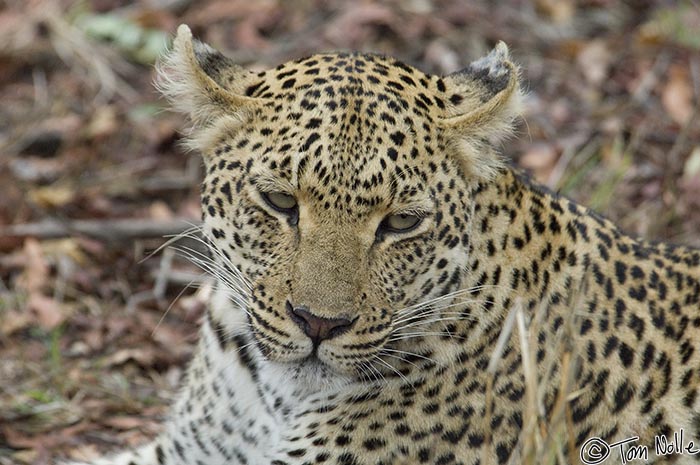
[370,354,412,387]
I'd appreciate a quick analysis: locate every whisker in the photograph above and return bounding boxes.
[387,331,469,343]
[170,228,253,291]
[395,306,486,329]
[392,300,485,326]
[173,247,250,301]
[175,242,249,287]
[376,350,421,370]
[370,354,412,387]
[377,347,437,364]
[140,222,203,264]
[152,270,211,336]
[396,284,504,315]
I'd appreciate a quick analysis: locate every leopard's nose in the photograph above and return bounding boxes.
[286,302,354,346]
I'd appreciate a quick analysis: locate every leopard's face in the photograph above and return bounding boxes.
[160,26,521,384]
[200,60,472,379]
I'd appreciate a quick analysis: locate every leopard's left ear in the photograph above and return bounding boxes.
[156,24,259,131]
[440,42,522,179]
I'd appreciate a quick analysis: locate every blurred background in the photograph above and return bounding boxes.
[0,0,698,463]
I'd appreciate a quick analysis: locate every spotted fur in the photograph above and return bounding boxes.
[68,25,700,465]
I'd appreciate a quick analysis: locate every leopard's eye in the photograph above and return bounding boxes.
[262,191,297,212]
[379,213,422,234]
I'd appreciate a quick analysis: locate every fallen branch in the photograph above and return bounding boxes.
[1,218,201,241]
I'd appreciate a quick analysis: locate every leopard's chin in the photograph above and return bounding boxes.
[271,357,357,395]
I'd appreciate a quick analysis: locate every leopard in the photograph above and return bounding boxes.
[67,24,700,465]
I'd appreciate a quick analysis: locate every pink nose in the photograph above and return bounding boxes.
[286,303,354,346]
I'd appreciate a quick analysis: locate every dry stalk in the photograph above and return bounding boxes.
[484,301,520,465]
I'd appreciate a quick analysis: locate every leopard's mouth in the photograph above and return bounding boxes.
[245,299,389,380]
[298,346,357,376]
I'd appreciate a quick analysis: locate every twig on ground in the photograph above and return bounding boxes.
[1,218,200,241]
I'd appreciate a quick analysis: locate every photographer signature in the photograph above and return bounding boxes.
[580,429,700,464]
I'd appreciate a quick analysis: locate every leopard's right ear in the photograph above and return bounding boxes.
[156,25,259,130]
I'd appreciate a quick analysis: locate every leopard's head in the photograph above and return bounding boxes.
[158,25,521,387]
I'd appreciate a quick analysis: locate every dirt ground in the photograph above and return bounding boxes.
[1,0,699,464]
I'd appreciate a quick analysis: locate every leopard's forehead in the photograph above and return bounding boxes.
[229,53,453,217]
[245,52,448,107]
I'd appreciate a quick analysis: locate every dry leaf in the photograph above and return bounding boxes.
[28,184,76,208]
[86,105,119,140]
[101,416,146,430]
[17,238,73,330]
[191,0,274,24]
[149,201,174,220]
[324,3,396,45]
[520,144,559,182]
[683,146,700,180]
[1,309,32,335]
[43,238,88,265]
[65,444,101,462]
[20,238,48,293]
[2,426,40,449]
[152,324,191,361]
[577,39,611,85]
[535,0,575,23]
[424,40,460,74]
[28,293,65,329]
[681,147,700,206]
[233,15,272,50]
[103,348,156,367]
[662,65,694,125]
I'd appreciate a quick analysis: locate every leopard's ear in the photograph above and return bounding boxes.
[440,42,522,180]
[156,24,259,130]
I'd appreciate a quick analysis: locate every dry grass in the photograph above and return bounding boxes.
[483,288,592,465]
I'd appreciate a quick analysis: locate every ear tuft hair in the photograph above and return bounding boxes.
[155,25,257,132]
[440,42,523,180]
